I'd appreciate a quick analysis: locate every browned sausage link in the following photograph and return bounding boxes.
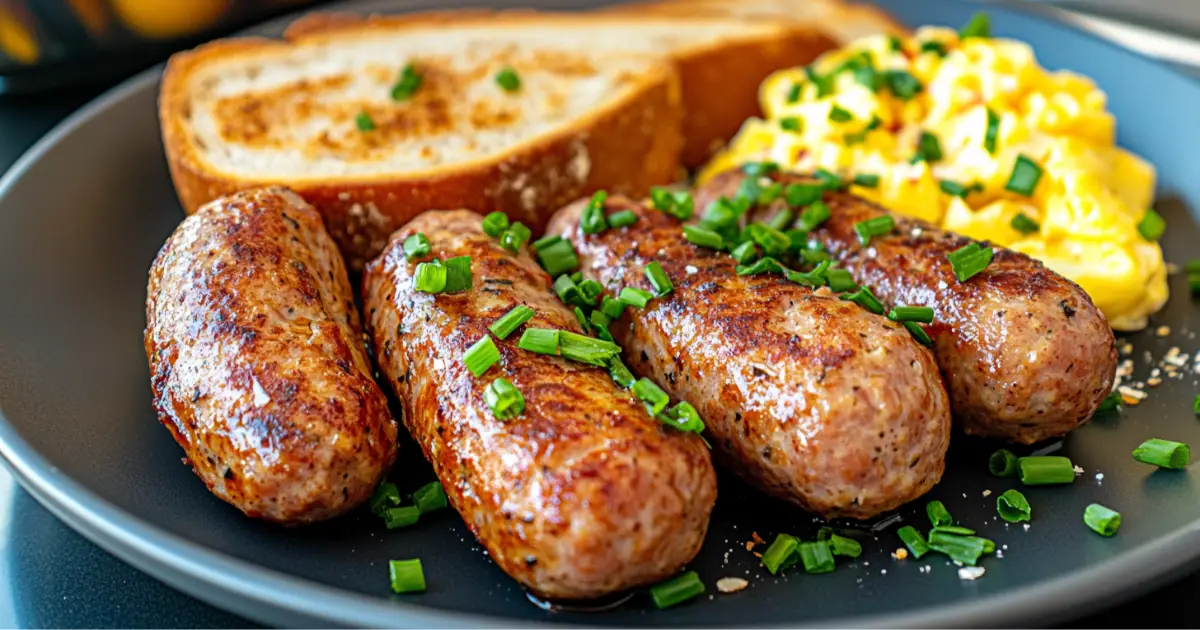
[144,187,398,525]
[547,198,950,520]
[362,209,716,600]
[696,170,1118,444]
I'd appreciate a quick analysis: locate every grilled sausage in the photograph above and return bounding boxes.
[547,198,950,520]
[145,187,398,524]
[696,170,1118,444]
[362,209,716,600]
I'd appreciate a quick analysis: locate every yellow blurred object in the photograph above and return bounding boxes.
[111,0,228,39]
[702,25,1167,331]
[0,5,39,64]
[66,0,110,35]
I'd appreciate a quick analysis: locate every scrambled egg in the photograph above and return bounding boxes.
[700,25,1167,331]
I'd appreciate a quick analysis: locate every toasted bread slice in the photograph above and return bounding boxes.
[604,0,909,43]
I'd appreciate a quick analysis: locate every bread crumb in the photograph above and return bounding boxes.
[982,489,992,497]
[753,552,762,558]
[958,566,986,580]
[1157,326,1171,337]
[1073,465,1084,474]
[717,577,748,593]
[745,541,754,551]
[892,548,908,560]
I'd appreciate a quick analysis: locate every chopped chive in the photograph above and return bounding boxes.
[518,328,558,355]
[786,261,831,288]
[589,309,612,336]
[780,117,802,132]
[573,306,589,332]
[531,234,562,252]
[1194,394,1200,415]
[827,269,858,292]
[413,260,447,293]
[888,35,903,52]
[743,161,779,177]
[866,115,883,131]
[650,189,696,221]
[904,321,933,346]
[854,215,895,246]
[1018,455,1076,485]
[413,481,448,513]
[645,262,673,297]
[814,168,846,191]
[1138,209,1166,241]
[536,239,579,277]
[553,274,581,306]
[443,256,472,293]
[581,191,609,235]
[931,525,976,536]
[495,67,521,92]
[482,212,510,237]
[805,66,833,98]
[1190,273,1200,294]
[853,64,880,91]
[633,377,670,415]
[927,531,991,566]
[888,305,934,323]
[383,505,420,529]
[912,131,943,163]
[683,224,725,250]
[984,107,1000,155]
[989,448,1018,477]
[1133,438,1190,469]
[841,285,885,315]
[758,182,784,206]
[355,111,375,132]
[785,183,824,208]
[500,222,531,253]
[578,279,604,304]
[798,541,835,573]
[490,305,535,340]
[390,63,423,101]
[1005,155,1043,196]
[659,401,705,434]
[1187,260,1200,274]
[730,241,759,264]
[844,131,868,146]
[927,500,953,527]
[768,208,795,231]
[884,69,923,100]
[600,295,626,320]
[484,377,524,420]
[786,82,803,103]
[939,180,973,198]
[762,534,800,575]
[1096,390,1123,413]
[608,209,638,228]
[829,105,854,123]
[798,200,832,231]
[947,242,994,282]
[558,331,621,366]
[896,525,930,559]
[853,173,880,188]
[828,534,862,559]
[920,40,947,57]
[649,571,704,609]
[746,222,793,256]
[1084,503,1121,536]
[369,482,401,515]
[736,256,786,276]
[608,358,636,390]
[960,11,991,39]
[463,336,500,377]
[403,233,431,261]
[1011,212,1039,235]
[389,559,426,594]
[997,488,1031,523]
[619,286,655,308]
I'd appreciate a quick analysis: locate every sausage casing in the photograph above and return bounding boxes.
[548,198,950,519]
[145,187,398,524]
[696,170,1118,444]
[362,209,716,600]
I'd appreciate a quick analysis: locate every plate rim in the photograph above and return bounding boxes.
[2,0,1200,626]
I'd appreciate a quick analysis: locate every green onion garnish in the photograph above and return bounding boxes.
[573,306,589,332]
[531,234,562,252]
[413,260,447,293]
[484,377,524,420]
[798,541,835,573]
[619,286,655,309]
[463,336,500,377]
[853,173,880,188]
[960,11,991,39]
[939,180,973,198]
[633,377,670,415]
[490,305,535,340]
[1194,394,1200,415]
[844,131,868,146]
[786,261,831,288]
[553,274,581,305]
[1188,260,1200,274]
[559,331,621,366]
[495,67,521,92]
[854,215,895,246]
[383,505,420,529]
[780,117,802,132]
[904,321,933,346]
[841,285,885,314]
[589,309,612,341]
[896,525,930,559]
[927,500,953,527]
[927,531,991,566]
[984,107,1000,154]
[608,357,636,389]
[746,222,793,256]
[482,212,510,237]
[884,69,923,100]
[912,131,943,163]
[356,111,375,132]
[660,401,706,434]
[608,209,638,228]
[785,183,824,208]
[391,63,423,101]
[762,533,800,575]
[1190,273,1200,294]
[649,571,704,609]
[797,200,832,231]
[536,239,579,277]
[997,489,1031,523]
[413,481,448,513]
[920,40,947,57]
[1010,212,1039,235]
[829,105,854,123]
[805,66,834,98]
[1018,455,1076,485]
[581,191,609,235]
[867,115,883,131]
[578,279,604,304]
[736,256,786,277]
[814,168,846,190]
[730,241,759,265]
[500,222,531,253]
[744,161,779,178]
[1083,503,1121,537]
[853,64,880,91]
[1004,155,1043,196]
[827,269,858,292]
[403,233,431,261]
[600,295,626,320]
[888,305,934,323]
[369,482,401,515]
[888,35,903,52]
[828,534,862,558]
[650,188,695,220]
[443,256,472,293]
[389,558,426,593]
[1137,209,1166,241]
[645,262,673,296]
[768,208,795,231]
[931,525,976,535]
[786,82,803,103]
[683,224,725,250]
[1132,438,1190,469]
[518,328,558,355]
[947,242,994,282]
[989,448,1018,477]
[1096,391,1122,413]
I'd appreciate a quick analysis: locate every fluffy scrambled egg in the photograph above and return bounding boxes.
[701,25,1167,330]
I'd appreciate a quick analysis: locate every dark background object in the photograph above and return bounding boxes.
[1,0,1200,627]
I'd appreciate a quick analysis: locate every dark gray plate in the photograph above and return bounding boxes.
[1,0,1198,627]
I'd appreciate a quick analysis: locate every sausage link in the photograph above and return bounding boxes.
[547,198,950,519]
[144,188,398,524]
[696,170,1118,444]
[362,209,716,600]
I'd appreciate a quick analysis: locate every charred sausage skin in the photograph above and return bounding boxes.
[696,170,1118,444]
[145,187,397,525]
[547,198,950,520]
[362,209,716,600]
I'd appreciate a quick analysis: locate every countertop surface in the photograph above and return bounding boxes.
[2,2,1199,627]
